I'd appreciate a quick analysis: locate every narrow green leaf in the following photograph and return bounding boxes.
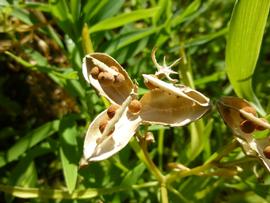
[226,0,270,114]
[59,116,78,193]
[120,162,146,186]
[0,120,59,168]
[0,182,158,199]
[89,7,159,33]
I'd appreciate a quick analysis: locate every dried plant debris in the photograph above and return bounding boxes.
[81,50,211,166]
[217,96,270,172]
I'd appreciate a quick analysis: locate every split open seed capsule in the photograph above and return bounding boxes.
[107,104,119,119]
[98,72,115,86]
[128,99,142,114]
[263,146,270,159]
[90,66,100,79]
[240,120,256,134]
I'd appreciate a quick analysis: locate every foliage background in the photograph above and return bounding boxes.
[0,0,270,202]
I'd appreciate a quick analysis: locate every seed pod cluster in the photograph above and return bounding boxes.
[90,65,125,87]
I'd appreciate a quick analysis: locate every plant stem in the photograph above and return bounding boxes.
[139,136,169,203]
[166,139,239,184]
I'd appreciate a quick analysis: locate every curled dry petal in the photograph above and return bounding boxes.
[217,96,270,172]
[82,53,134,105]
[140,75,211,126]
[81,109,141,164]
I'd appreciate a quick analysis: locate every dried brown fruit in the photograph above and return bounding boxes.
[128,99,142,114]
[256,118,268,131]
[98,72,115,86]
[90,66,100,79]
[263,146,270,159]
[144,80,157,90]
[107,104,119,119]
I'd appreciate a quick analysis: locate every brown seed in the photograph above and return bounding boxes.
[110,66,119,72]
[114,73,125,86]
[128,99,142,114]
[263,146,270,159]
[98,118,115,135]
[107,104,119,119]
[99,119,108,133]
[240,120,256,134]
[98,72,115,86]
[90,66,100,79]
[240,106,257,119]
[255,118,268,131]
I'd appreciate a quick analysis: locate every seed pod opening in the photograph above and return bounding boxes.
[128,99,142,114]
[82,53,134,105]
[81,109,141,164]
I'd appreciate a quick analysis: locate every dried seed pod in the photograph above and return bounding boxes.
[263,146,270,159]
[114,73,125,86]
[240,120,256,134]
[107,104,119,119]
[82,53,134,105]
[256,118,268,131]
[98,72,115,86]
[81,109,141,165]
[140,89,210,126]
[128,99,142,114]
[90,66,100,79]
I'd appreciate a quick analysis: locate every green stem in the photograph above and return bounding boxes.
[139,136,168,203]
[166,139,239,184]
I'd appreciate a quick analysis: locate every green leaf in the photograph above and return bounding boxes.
[120,162,146,186]
[225,0,270,114]
[0,120,59,168]
[59,116,79,193]
[89,7,159,33]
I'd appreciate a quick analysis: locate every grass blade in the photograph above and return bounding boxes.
[89,8,159,33]
[225,0,270,114]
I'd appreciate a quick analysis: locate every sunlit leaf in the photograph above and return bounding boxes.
[226,0,270,114]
